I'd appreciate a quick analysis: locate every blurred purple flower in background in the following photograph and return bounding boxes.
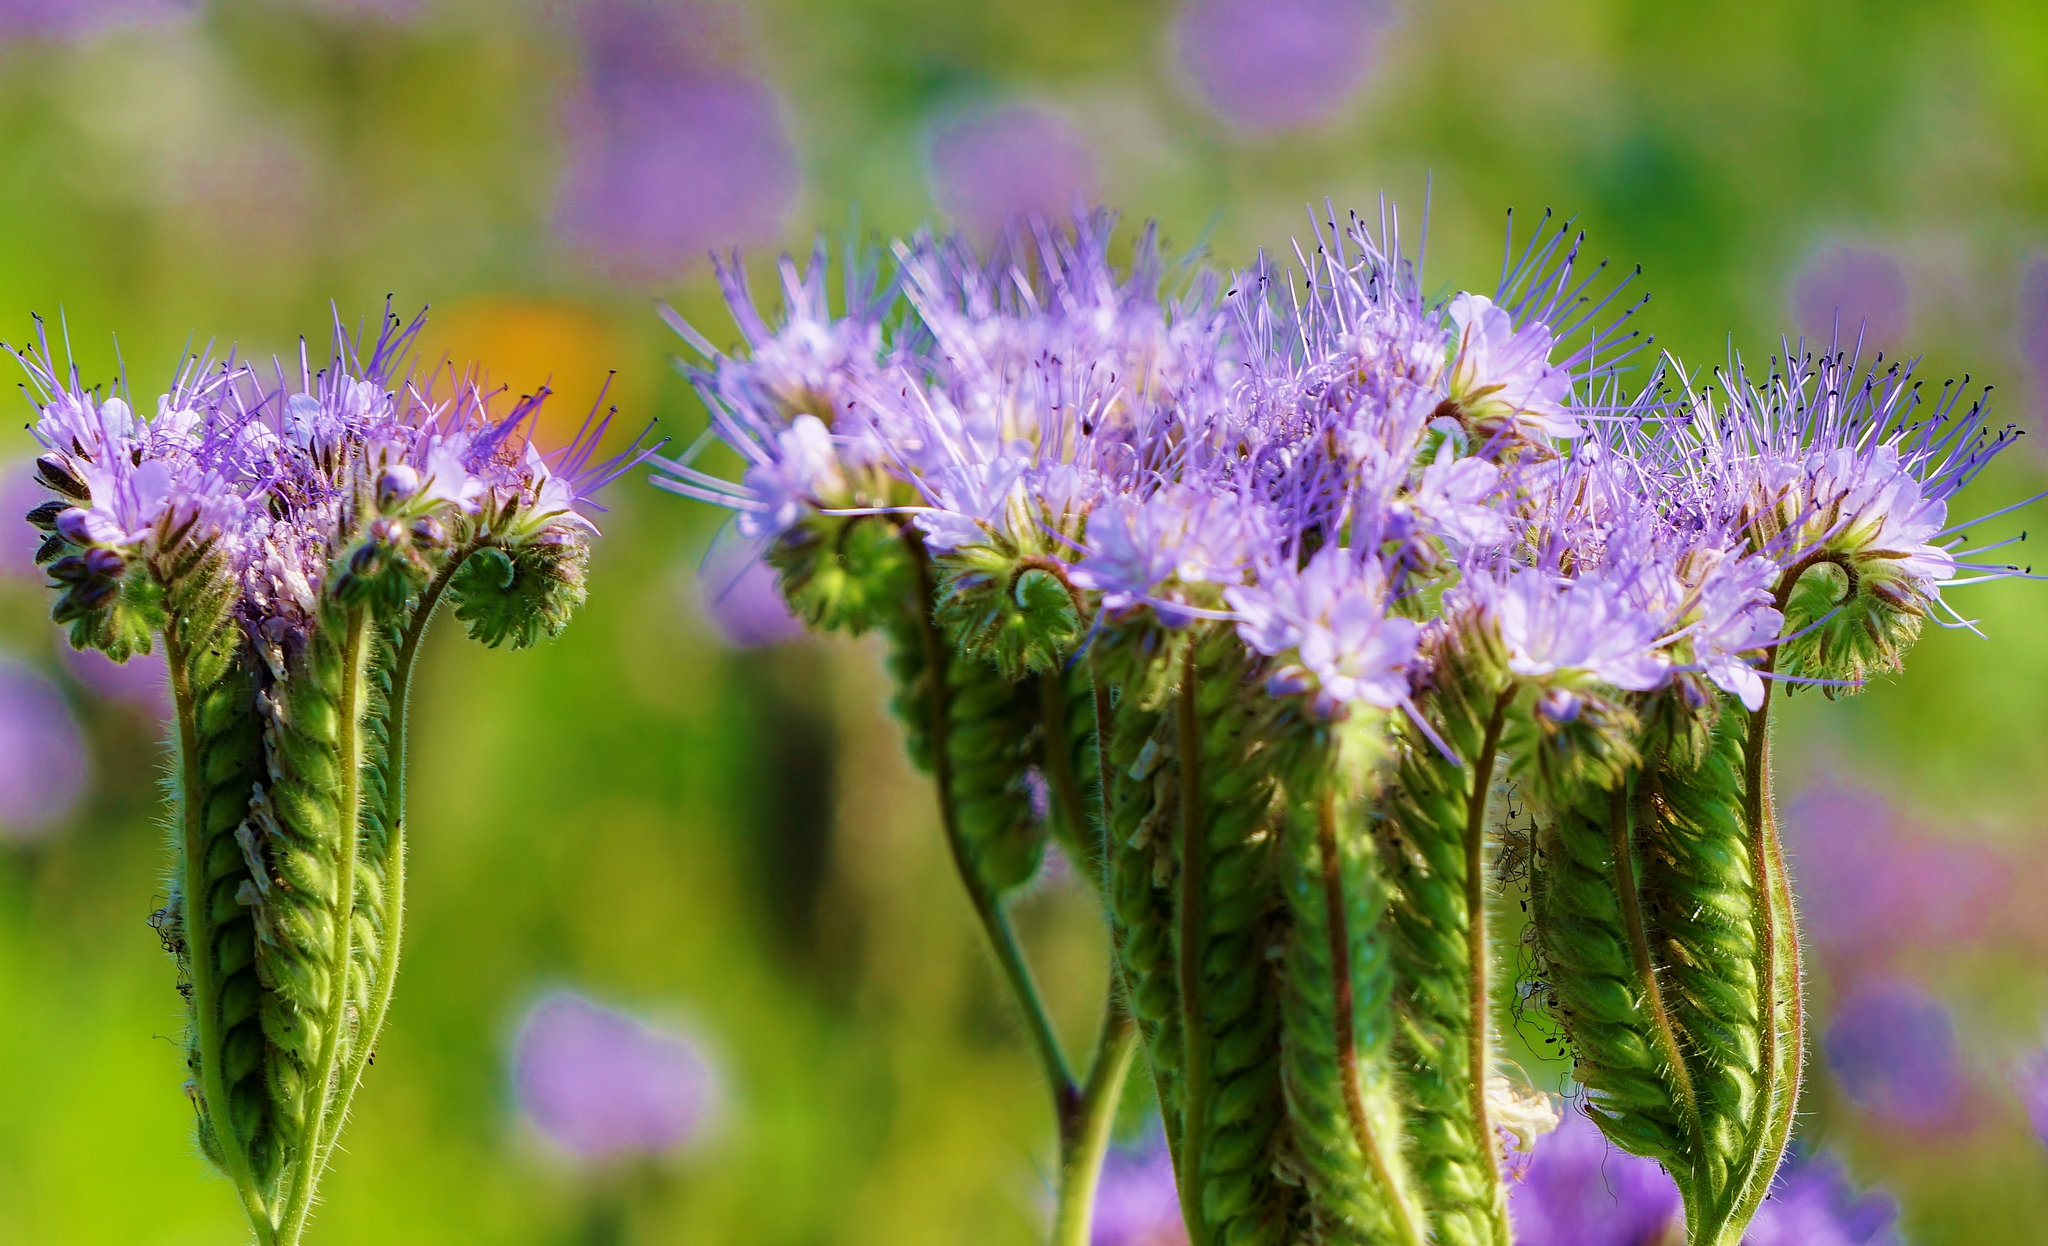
[1745,1153,1903,1246]
[555,0,799,283]
[1172,0,1390,132]
[1090,1132,1186,1246]
[1509,1106,1683,1246]
[59,642,169,716]
[1823,977,1967,1131]
[929,104,1096,238]
[1786,778,2004,972]
[0,655,88,842]
[2,460,46,577]
[2017,258,2048,428]
[512,990,721,1160]
[693,530,803,649]
[2020,1044,2048,1150]
[1789,244,1910,352]
[0,0,189,40]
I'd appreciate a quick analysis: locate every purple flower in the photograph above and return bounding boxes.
[929,105,1097,238]
[1791,244,1909,353]
[0,655,88,842]
[1172,0,1390,132]
[1463,567,1670,693]
[1444,293,1582,444]
[1226,547,1418,712]
[1745,1152,1903,1246]
[554,0,800,282]
[693,531,804,648]
[512,990,721,1161]
[1090,1134,1186,1246]
[1823,977,1967,1130]
[1509,1106,1684,1246]
[1071,488,1266,620]
[2016,258,2048,381]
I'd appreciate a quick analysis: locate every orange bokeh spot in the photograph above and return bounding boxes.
[421,299,648,453]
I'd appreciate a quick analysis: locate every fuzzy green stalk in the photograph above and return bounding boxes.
[165,580,275,1242]
[902,529,1075,1100]
[1379,633,1514,1246]
[275,604,374,1245]
[1275,756,1428,1246]
[310,544,475,1172]
[1050,997,1140,1246]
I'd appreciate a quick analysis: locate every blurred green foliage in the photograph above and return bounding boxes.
[1,1,2046,1241]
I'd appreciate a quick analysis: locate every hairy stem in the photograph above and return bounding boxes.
[1174,648,1211,1246]
[1050,995,1139,1246]
[311,548,474,1172]
[167,630,275,1243]
[904,530,1077,1107]
[1465,689,1511,1243]
[1614,781,1703,1193]
[277,607,372,1246]
[1320,791,1429,1246]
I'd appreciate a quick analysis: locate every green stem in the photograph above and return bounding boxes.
[1174,648,1211,1246]
[903,530,1077,1107]
[1050,996,1139,1246]
[310,547,475,1172]
[166,631,276,1244]
[1614,780,1704,1200]
[1319,791,1428,1246]
[277,607,372,1246]
[1465,688,1511,1244]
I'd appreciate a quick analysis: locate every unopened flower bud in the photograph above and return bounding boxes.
[56,507,123,548]
[377,464,421,508]
[81,547,125,578]
[409,516,446,548]
[33,454,88,501]
[1536,686,1583,724]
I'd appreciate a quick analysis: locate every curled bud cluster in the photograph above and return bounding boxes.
[659,204,2014,1246]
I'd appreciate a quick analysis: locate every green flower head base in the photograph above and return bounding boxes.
[16,307,652,1246]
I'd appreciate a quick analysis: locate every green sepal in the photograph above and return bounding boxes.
[448,540,589,649]
[1773,557,1921,694]
[932,541,1082,680]
[768,514,911,636]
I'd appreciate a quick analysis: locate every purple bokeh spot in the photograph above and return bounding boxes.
[2,460,47,577]
[929,105,1097,237]
[1746,1152,1903,1246]
[555,0,799,282]
[1172,0,1390,132]
[2018,259,2048,382]
[512,990,719,1160]
[1090,1132,1185,1246]
[693,533,804,649]
[1823,978,1965,1130]
[1509,1106,1683,1246]
[60,641,170,716]
[0,656,88,841]
[0,0,190,40]
[1789,245,1910,353]
[1786,779,2003,964]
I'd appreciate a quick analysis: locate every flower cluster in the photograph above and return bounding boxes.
[661,206,2023,739]
[22,307,645,659]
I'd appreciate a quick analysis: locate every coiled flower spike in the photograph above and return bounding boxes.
[18,306,651,1246]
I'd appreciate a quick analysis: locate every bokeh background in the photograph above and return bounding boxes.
[1,0,2046,1241]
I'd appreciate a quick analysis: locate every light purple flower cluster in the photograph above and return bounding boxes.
[659,203,2028,724]
[18,307,642,660]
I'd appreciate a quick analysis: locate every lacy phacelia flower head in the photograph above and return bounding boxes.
[1668,344,2030,691]
[18,307,651,660]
